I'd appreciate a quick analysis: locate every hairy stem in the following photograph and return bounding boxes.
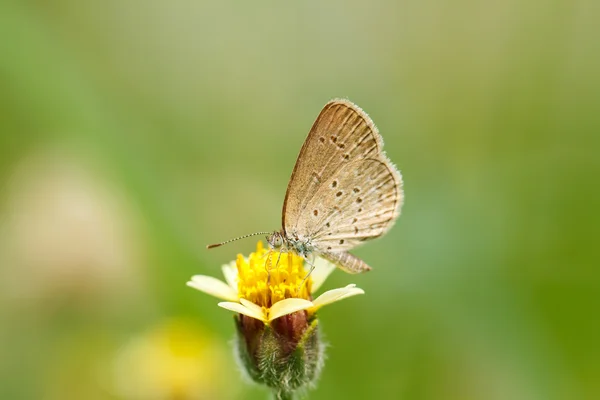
[273,389,295,400]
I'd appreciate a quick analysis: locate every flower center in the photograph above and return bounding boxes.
[236,242,312,308]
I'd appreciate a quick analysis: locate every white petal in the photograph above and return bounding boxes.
[311,284,364,310]
[218,301,267,322]
[310,256,336,293]
[221,261,238,291]
[268,298,314,321]
[240,298,264,316]
[187,275,238,301]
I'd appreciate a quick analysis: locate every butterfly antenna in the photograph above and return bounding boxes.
[206,232,271,249]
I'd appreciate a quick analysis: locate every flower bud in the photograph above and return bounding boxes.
[187,242,364,398]
[234,311,324,398]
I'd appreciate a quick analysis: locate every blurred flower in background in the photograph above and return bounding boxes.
[113,318,236,400]
[0,147,143,304]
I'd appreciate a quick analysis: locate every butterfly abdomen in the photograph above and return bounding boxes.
[321,251,372,274]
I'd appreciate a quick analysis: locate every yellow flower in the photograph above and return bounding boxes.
[187,241,364,323]
[188,242,365,397]
[113,319,236,400]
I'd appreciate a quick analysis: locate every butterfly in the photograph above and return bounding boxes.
[209,99,404,274]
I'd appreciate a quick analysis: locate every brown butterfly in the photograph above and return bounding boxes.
[209,99,404,274]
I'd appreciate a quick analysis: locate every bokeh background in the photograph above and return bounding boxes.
[1,1,598,399]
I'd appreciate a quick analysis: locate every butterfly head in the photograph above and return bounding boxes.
[266,231,285,249]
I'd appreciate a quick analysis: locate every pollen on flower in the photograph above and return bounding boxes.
[236,242,312,308]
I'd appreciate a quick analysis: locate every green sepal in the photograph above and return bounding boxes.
[233,315,324,397]
[233,315,263,384]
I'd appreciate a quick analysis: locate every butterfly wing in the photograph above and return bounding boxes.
[283,99,403,272]
[283,99,386,235]
[300,157,402,252]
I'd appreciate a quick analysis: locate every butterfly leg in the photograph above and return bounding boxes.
[268,249,285,285]
[298,253,317,291]
[274,247,284,269]
[264,244,288,284]
[261,250,274,283]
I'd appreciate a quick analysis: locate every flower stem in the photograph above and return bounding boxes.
[273,389,295,400]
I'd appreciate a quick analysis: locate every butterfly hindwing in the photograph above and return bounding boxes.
[301,158,402,252]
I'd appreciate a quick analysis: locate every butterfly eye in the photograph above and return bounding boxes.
[267,232,283,249]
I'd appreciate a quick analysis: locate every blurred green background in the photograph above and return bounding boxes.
[1,1,598,399]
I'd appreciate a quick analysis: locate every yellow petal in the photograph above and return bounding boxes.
[268,298,314,321]
[311,284,364,311]
[187,275,238,301]
[217,301,267,322]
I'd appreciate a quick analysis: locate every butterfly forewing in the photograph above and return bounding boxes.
[282,99,404,263]
[283,100,386,236]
